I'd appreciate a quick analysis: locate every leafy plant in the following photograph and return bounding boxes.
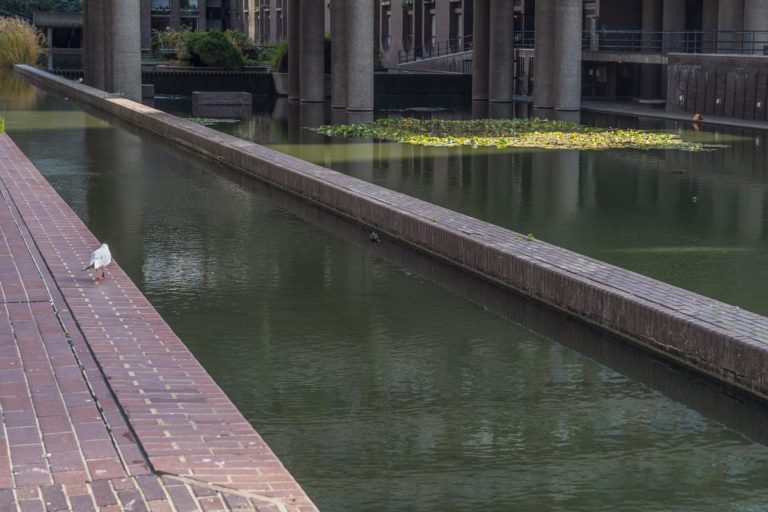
[151,26,193,60]
[312,117,714,151]
[270,38,288,71]
[224,29,249,54]
[0,115,5,134]
[187,29,244,69]
[0,16,44,69]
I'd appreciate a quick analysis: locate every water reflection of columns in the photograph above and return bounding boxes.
[298,102,326,162]
[83,124,146,280]
[738,186,764,241]
[531,150,580,220]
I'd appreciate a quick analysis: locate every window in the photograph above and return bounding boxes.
[151,0,170,12]
[381,3,391,50]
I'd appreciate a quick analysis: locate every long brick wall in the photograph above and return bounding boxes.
[15,65,768,403]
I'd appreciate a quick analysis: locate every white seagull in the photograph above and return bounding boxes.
[83,243,112,281]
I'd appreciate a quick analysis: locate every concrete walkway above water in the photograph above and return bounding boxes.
[0,134,317,510]
[582,100,768,131]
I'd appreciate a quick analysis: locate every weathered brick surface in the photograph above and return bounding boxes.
[14,64,768,403]
[0,132,318,511]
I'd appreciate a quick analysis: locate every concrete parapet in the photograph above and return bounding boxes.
[16,64,768,403]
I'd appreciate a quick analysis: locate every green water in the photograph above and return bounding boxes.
[3,73,768,511]
[172,97,768,317]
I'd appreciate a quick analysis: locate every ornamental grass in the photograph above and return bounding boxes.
[0,17,44,69]
[313,118,712,151]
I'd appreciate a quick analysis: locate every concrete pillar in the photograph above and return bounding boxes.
[346,0,374,111]
[533,0,556,109]
[109,0,142,102]
[140,0,151,50]
[745,0,768,53]
[719,0,745,53]
[331,0,347,109]
[488,0,514,103]
[46,27,53,71]
[471,0,490,101]
[170,0,181,29]
[641,0,662,99]
[702,0,718,52]
[83,0,106,90]
[299,0,325,102]
[198,0,207,31]
[662,0,686,52]
[288,0,301,99]
[554,0,582,111]
[248,0,257,40]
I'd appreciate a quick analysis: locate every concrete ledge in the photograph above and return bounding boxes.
[15,64,768,402]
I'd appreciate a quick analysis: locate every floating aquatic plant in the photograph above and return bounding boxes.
[312,118,712,151]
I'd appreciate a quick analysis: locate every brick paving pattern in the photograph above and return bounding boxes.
[0,134,317,510]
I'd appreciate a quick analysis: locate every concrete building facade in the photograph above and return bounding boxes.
[82,0,768,120]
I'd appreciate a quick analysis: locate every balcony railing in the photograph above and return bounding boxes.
[398,34,474,64]
[584,29,768,55]
[398,29,768,66]
[398,31,536,64]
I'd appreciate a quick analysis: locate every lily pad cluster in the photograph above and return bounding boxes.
[312,118,708,151]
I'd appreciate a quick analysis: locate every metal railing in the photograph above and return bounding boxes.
[398,34,473,64]
[398,29,768,65]
[584,29,768,55]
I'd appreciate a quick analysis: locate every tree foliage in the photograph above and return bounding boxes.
[187,30,244,69]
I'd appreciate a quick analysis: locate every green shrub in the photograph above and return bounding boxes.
[270,39,288,71]
[0,116,5,135]
[224,29,249,54]
[187,30,244,69]
[0,16,44,69]
[151,26,193,60]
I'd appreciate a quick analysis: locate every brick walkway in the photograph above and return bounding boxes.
[0,134,318,510]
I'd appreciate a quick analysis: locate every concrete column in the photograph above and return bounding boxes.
[471,0,490,101]
[640,0,662,99]
[110,0,142,102]
[248,0,257,40]
[745,0,768,53]
[84,0,103,90]
[331,0,347,109]
[533,0,556,109]
[46,27,53,71]
[170,0,181,29]
[288,0,301,99]
[488,0,514,103]
[140,0,151,50]
[299,0,325,102]
[346,0,374,111]
[719,0,745,53]
[198,0,207,31]
[662,0,686,52]
[554,0,582,111]
[702,0,718,52]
